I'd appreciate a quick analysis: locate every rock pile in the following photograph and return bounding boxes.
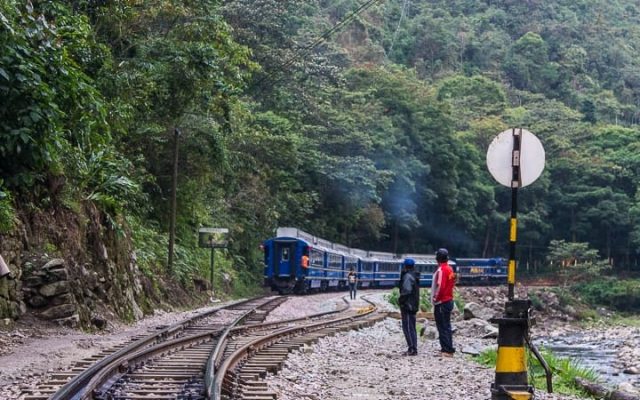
[21,258,79,327]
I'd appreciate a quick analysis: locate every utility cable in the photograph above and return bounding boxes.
[251,0,386,90]
[388,0,409,55]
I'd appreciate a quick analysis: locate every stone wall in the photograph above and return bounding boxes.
[0,224,26,323]
[0,203,148,328]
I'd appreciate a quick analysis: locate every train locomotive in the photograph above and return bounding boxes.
[262,227,506,294]
[455,257,508,285]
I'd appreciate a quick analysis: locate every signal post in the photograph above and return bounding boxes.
[486,128,549,400]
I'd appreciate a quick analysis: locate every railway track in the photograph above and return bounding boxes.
[22,296,283,400]
[23,294,384,400]
[210,297,385,400]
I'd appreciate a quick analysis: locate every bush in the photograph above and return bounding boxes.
[420,289,431,312]
[574,279,640,313]
[0,186,16,233]
[385,287,433,311]
[385,287,400,308]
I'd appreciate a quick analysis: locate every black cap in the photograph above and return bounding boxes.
[436,248,449,262]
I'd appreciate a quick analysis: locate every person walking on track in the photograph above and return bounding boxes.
[348,268,357,300]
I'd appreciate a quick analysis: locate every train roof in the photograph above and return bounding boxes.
[276,227,326,247]
[272,227,463,264]
[401,254,437,264]
[367,251,401,261]
[455,258,502,266]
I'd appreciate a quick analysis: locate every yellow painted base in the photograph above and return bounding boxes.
[496,346,526,373]
[506,391,532,400]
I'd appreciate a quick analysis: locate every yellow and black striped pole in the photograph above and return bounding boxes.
[508,128,521,301]
[491,128,533,400]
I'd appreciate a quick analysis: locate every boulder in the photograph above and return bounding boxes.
[464,302,495,321]
[623,367,640,375]
[39,304,76,319]
[39,281,69,297]
[42,259,65,270]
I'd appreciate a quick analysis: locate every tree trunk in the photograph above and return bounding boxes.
[607,228,611,265]
[482,223,491,258]
[571,208,576,242]
[393,221,398,255]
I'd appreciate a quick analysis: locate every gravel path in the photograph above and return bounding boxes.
[265,295,581,400]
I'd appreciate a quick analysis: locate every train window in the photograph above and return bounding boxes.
[310,248,323,266]
[282,248,289,261]
[379,262,398,272]
[328,254,341,270]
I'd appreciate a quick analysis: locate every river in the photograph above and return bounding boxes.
[538,332,640,390]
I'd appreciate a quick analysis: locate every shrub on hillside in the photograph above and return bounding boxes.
[574,279,640,313]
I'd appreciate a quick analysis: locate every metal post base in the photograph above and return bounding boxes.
[492,384,534,400]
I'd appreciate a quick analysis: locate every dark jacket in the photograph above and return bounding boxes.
[398,270,420,313]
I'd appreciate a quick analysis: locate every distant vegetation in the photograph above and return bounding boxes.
[574,279,640,313]
[2,0,640,298]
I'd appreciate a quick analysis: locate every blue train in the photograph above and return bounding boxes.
[455,258,508,285]
[262,227,506,294]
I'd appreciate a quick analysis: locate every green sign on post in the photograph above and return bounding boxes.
[198,228,229,293]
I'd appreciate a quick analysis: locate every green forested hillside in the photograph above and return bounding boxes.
[2,0,640,309]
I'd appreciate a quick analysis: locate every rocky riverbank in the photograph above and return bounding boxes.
[455,286,640,393]
[263,288,640,399]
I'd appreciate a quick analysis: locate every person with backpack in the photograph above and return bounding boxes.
[398,258,420,356]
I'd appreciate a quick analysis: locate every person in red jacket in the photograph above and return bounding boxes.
[431,248,456,357]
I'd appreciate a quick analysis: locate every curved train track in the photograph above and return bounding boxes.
[23,294,385,400]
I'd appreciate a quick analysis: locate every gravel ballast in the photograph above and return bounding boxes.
[264,300,579,400]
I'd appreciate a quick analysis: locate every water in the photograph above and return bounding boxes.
[538,334,639,389]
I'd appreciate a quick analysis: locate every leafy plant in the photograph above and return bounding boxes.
[574,279,640,313]
[454,290,465,313]
[385,287,400,308]
[0,183,15,233]
[476,347,600,396]
[420,289,431,312]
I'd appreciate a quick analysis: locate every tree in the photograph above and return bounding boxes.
[547,240,607,287]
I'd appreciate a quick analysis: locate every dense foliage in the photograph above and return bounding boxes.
[2,0,640,297]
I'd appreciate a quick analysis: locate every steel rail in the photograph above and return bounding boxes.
[210,297,378,399]
[48,296,265,400]
[80,296,285,400]
[205,296,350,397]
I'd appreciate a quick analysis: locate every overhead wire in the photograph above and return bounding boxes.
[251,0,387,91]
[388,0,409,55]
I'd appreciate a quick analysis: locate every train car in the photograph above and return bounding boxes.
[401,254,438,287]
[352,249,374,289]
[263,227,353,293]
[370,251,403,288]
[454,257,507,285]
[263,227,505,294]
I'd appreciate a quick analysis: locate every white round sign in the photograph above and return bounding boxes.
[486,128,545,188]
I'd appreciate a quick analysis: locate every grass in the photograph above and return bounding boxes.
[476,347,600,397]
[606,314,640,327]
[384,287,435,312]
